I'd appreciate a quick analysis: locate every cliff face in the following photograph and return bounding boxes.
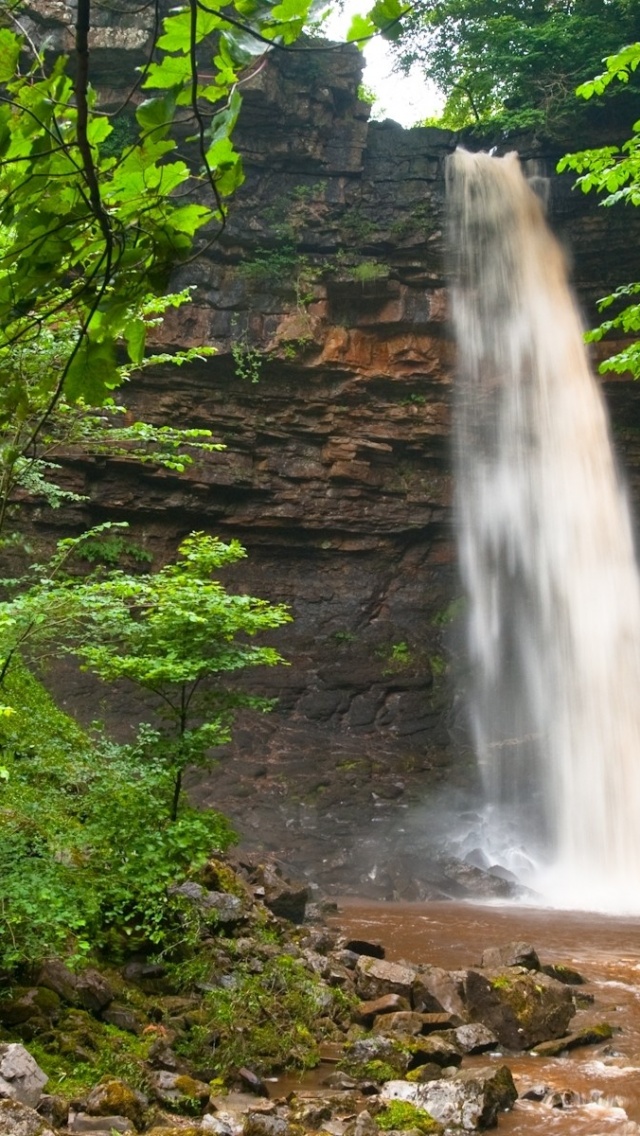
[28,37,640,894]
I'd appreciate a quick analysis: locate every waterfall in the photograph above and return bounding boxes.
[447,148,640,913]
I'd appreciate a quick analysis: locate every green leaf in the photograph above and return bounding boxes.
[65,338,119,403]
[347,14,376,43]
[0,29,21,83]
[124,319,147,366]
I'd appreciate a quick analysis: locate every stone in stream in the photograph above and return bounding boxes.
[354,994,411,1026]
[479,942,540,971]
[464,967,575,1050]
[0,1046,48,1109]
[530,1022,613,1056]
[354,958,417,1002]
[453,1024,499,1055]
[411,969,466,1021]
[381,1066,518,1131]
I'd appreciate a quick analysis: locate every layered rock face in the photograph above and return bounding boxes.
[27,32,640,894]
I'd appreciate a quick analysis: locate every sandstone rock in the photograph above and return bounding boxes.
[0,1046,48,1108]
[242,1115,291,1136]
[355,994,411,1026]
[100,1005,144,1034]
[372,1012,425,1036]
[355,957,417,1002]
[480,942,540,972]
[168,883,245,925]
[406,1034,461,1069]
[148,1072,210,1111]
[382,1065,518,1130]
[464,968,575,1050]
[343,941,385,960]
[68,1113,133,1133]
[0,1100,55,1136]
[83,1079,147,1126]
[35,961,113,1013]
[36,1096,68,1128]
[421,1014,459,1034]
[530,1022,613,1057]
[75,971,114,1013]
[411,969,465,1020]
[540,963,586,986]
[0,991,59,1032]
[453,1024,498,1055]
[344,1036,409,1079]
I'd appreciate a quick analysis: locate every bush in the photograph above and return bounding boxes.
[0,663,235,970]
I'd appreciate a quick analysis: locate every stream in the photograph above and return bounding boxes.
[327,899,640,1135]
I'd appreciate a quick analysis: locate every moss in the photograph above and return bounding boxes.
[357,1060,399,1083]
[377,1101,443,1134]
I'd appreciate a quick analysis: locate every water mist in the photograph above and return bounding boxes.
[447,148,640,913]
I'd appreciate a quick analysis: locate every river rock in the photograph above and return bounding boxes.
[530,1022,613,1056]
[0,1100,55,1136]
[453,1024,499,1054]
[381,1066,518,1130]
[480,942,540,971]
[464,968,575,1050]
[372,1012,425,1036]
[355,994,411,1026]
[355,958,417,1002]
[0,1047,48,1109]
[406,1034,462,1068]
[411,968,466,1020]
[343,941,385,960]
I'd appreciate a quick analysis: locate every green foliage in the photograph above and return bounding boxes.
[174,954,340,1077]
[239,245,301,288]
[231,341,264,383]
[386,0,640,134]
[0,663,235,969]
[0,529,292,822]
[558,44,640,377]
[377,1101,442,1134]
[0,0,314,417]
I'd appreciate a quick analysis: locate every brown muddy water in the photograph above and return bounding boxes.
[321,900,640,1135]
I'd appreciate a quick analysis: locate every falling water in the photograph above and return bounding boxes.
[447,148,640,912]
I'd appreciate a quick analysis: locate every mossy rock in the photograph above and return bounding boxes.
[377,1100,443,1134]
[84,1078,147,1126]
[465,968,575,1050]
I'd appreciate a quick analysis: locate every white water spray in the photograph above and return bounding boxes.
[447,148,640,913]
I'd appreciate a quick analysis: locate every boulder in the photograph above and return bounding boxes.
[343,941,385,960]
[406,1035,462,1070]
[464,968,575,1051]
[355,957,417,1002]
[372,1012,425,1036]
[0,1047,48,1108]
[382,1065,518,1130]
[168,883,245,926]
[68,1114,133,1134]
[0,991,60,1030]
[530,1022,613,1057]
[453,1025,498,1055]
[83,1079,147,1126]
[355,994,411,1026]
[100,1006,144,1035]
[0,1100,55,1136]
[411,969,465,1021]
[35,962,113,1013]
[148,1072,210,1111]
[480,942,540,972]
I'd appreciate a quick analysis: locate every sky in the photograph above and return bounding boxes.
[321,1,444,127]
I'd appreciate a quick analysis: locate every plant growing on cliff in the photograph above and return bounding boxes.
[558,43,640,378]
[0,529,292,821]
